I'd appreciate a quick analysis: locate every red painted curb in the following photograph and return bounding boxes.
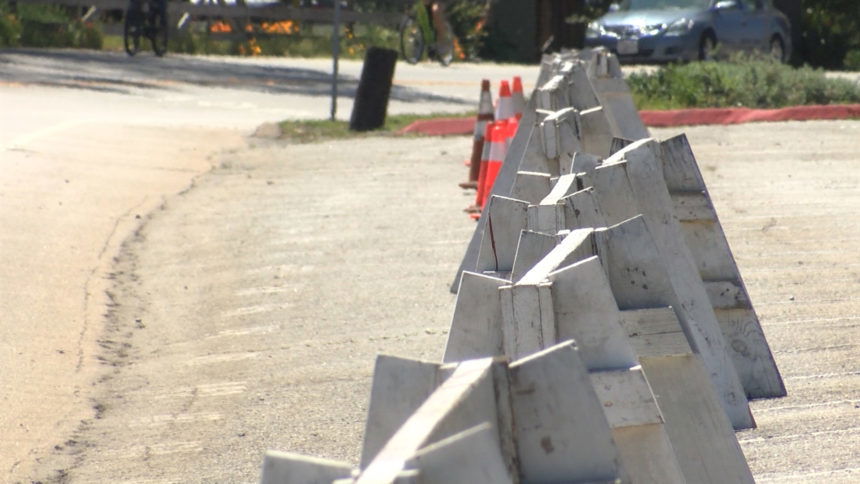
[397,117,475,136]
[399,104,860,136]
[640,104,860,127]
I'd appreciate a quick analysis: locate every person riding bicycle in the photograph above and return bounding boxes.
[124,0,169,57]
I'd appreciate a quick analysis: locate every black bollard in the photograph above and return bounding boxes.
[349,47,398,132]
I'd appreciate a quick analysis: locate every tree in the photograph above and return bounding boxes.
[796,0,860,68]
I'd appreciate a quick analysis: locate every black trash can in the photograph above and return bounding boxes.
[349,47,398,132]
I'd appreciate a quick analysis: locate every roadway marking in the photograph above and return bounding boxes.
[208,324,280,338]
[1,118,90,151]
[130,412,223,427]
[235,286,302,297]
[783,371,860,381]
[151,381,248,400]
[764,316,860,326]
[220,302,293,319]
[756,467,860,482]
[755,399,860,414]
[186,352,260,366]
[738,426,860,444]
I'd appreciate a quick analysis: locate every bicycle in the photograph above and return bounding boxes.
[124,0,168,57]
[399,0,454,66]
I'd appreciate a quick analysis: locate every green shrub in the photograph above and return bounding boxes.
[11,2,103,49]
[844,50,860,72]
[0,12,21,46]
[72,21,103,49]
[19,18,74,47]
[628,57,860,110]
[447,0,487,60]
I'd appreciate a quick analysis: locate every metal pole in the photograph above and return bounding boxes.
[330,0,341,121]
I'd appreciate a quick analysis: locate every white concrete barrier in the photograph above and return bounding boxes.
[452,50,635,291]
[261,452,353,484]
[262,48,775,484]
[584,140,754,429]
[660,134,785,399]
[446,225,755,482]
[359,342,627,483]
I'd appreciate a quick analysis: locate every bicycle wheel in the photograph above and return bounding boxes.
[123,6,142,56]
[399,17,424,64]
[150,6,168,57]
[436,20,455,66]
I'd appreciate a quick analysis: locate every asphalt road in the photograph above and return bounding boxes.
[2,48,859,483]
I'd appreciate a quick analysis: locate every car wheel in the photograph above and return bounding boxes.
[769,35,785,63]
[699,32,716,61]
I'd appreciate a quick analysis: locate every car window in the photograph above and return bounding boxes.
[617,0,711,10]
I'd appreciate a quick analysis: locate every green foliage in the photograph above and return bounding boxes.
[798,0,860,69]
[628,56,860,110]
[844,50,860,71]
[447,0,488,60]
[277,112,475,143]
[0,12,21,46]
[0,2,102,49]
[169,29,204,55]
[19,19,74,47]
[168,26,398,59]
[71,21,103,49]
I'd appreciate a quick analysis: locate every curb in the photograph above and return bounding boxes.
[399,104,860,136]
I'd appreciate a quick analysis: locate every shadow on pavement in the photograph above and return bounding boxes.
[0,48,470,105]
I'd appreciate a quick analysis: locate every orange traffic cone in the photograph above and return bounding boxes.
[479,121,509,205]
[494,80,515,121]
[459,79,494,190]
[511,76,526,120]
[465,120,498,214]
[467,121,509,220]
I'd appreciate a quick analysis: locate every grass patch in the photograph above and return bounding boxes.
[277,112,473,143]
[629,57,860,110]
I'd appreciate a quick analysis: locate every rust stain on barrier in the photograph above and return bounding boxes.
[540,436,555,454]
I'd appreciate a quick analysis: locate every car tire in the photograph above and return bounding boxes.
[699,32,716,61]
[769,35,785,63]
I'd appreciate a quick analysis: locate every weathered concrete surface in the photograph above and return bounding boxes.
[0,92,246,480]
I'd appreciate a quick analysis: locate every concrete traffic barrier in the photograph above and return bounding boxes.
[475,195,529,275]
[446,224,755,482]
[583,140,755,429]
[404,424,513,483]
[261,48,776,484]
[452,50,640,291]
[360,342,627,483]
[261,451,353,484]
[509,171,552,204]
[659,134,786,399]
[452,63,776,429]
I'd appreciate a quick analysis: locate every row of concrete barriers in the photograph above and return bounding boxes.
[259,48,786,483]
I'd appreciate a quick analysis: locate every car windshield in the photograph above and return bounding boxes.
[615,0,711,10]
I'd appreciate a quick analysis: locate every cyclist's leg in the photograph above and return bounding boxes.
[430,1,449,43]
